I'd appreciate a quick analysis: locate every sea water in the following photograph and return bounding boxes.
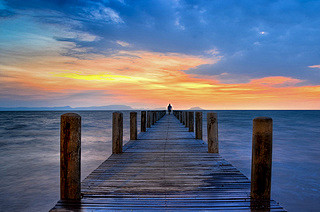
[0,110,319,212]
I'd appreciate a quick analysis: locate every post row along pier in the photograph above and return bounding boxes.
[51,110,285,211]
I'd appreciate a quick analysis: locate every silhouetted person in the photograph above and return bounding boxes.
[167,104,172,115]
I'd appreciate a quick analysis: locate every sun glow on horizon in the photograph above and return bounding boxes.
[1,1,320,110]
[1,48,319,109]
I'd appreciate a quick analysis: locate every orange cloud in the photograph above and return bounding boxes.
[308,65,320,69]
[1,50,320,109]
[250,76,302,87]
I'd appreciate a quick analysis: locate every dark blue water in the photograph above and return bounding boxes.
[0,110,319,211]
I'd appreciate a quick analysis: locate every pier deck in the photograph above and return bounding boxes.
[51,114,284,211]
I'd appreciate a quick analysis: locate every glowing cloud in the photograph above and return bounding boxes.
[1,48,319,109]
[309,65,320,69]
[250,76,302,87]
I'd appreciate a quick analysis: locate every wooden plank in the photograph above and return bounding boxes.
[51,114,285,211]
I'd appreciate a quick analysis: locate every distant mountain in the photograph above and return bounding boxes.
[75,105,133,110]
[0,105,133,111]
[188,107,205,110]
[154,107,166,110]
[0,106,73,111]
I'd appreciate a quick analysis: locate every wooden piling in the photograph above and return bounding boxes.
[195,112,202,139]
[141,111,146,132]
[251,117,273,201]
[150,111,153,125]
[147,111,151,128]
[60,113,81,201]
[152,111,156,125]
[207,112,218,153]
[112,112,123,154]
[52,114,285,211]
[188,111,194,132]
[186,111,189,127]
[130,112,137,140]
[182,112,185,125]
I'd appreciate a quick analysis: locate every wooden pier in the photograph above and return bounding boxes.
[51,111,285,211]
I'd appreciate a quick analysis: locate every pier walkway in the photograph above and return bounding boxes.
[51,114,284,211]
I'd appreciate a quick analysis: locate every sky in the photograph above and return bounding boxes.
[0,0,319,109]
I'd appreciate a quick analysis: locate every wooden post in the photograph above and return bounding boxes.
[141,111,146,132]
[182,112,185,125]
[184,111,187,125]
[207,113,218,153]
[130,112,137,140]
[154,111,157,123]
[251,117,273,201]
[195,112,202,139]
[153,111,156,125]
[60,113,81,201]
[112,112,123,154]
[182,111,185,125]
[186,111,189,128]
[147,111,151,128]
[188,111,194,132]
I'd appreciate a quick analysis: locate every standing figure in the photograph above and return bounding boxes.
[167,104,172,115]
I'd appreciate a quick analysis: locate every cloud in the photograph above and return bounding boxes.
[250,76,302,87]
[0,49,219,106]
[86,6,124,23]
[174,17,185,30]
[1,47,319,109]
[205,48,220,56]
[1,0,320,108]
[309,65,320,69]
[116,40,130,47]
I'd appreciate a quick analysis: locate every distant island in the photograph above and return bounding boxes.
[188,107,205,110]
[0,105,133,111]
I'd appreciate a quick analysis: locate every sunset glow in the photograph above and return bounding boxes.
[0,0,319,109]
[1,49,319,109]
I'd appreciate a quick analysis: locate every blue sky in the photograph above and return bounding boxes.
[0,0,319,109]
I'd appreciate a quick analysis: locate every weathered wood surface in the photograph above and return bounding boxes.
[195,111,202,139]
[51,114,284,211]
[130,112,138,140]
[60,113,81,200]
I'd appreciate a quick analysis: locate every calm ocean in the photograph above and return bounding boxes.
[0,110,319,212]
